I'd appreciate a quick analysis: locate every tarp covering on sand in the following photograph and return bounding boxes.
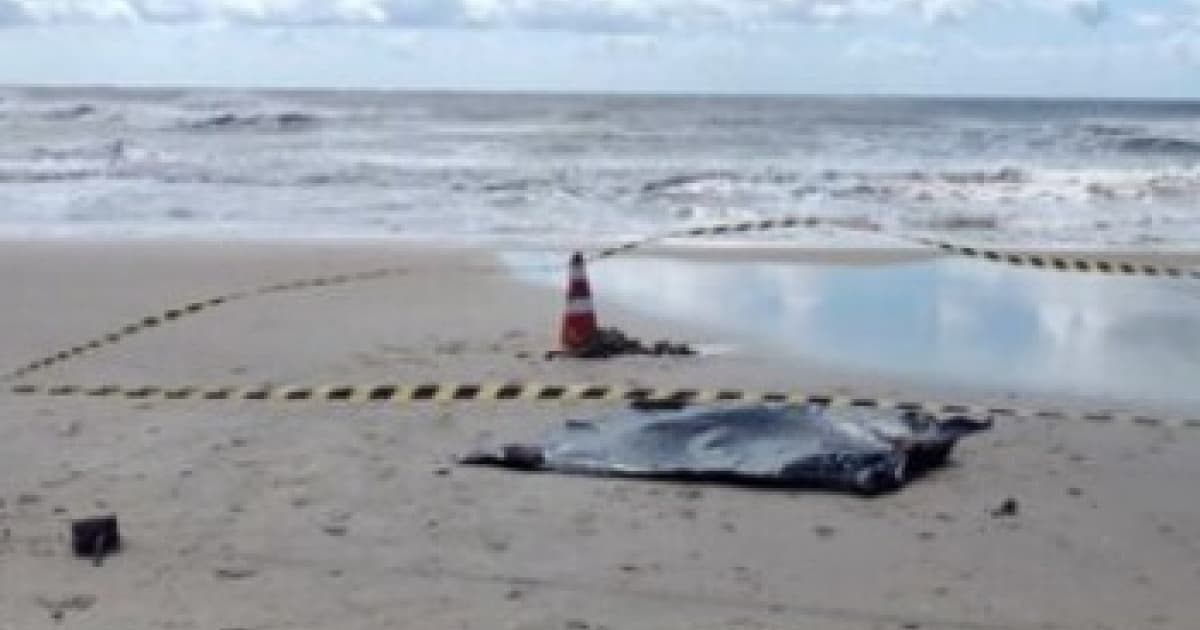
[460,405,990,495]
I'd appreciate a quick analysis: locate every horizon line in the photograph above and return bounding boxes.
[4,82,1200,104]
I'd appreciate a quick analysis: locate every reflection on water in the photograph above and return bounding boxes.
[507,252,1200,406]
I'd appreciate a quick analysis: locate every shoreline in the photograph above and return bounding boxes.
[2,237,1196,419]
[3,233,1198,261]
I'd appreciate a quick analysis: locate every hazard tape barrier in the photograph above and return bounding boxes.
[912,237,1200,279]
[590,215,834,260]
[593,214,1200,280]
[7,381,1197,429]
[0,263,559,382]
[4,214,1195,382]
[2,295,245,382]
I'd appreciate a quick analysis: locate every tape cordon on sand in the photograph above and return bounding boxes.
[3,214,1195,383]
[0,264,557,382]
[3,295,240,382]
[9,382,1198,429]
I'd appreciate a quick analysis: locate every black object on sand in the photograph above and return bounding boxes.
[460,405,990,495]
[991,498,1020,518]
[546,327,696,360]
[71,515,121,566]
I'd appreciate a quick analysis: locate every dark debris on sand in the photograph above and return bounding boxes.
[546,327,696,360]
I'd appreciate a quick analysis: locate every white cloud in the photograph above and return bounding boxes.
[0,0,1113,30]
[1131,11,1167,30]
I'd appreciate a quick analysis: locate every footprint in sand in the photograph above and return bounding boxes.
[36,594,96,621]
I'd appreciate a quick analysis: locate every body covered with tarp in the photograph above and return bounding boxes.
[461,405,989,494]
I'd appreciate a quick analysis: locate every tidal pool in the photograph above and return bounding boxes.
[508,252,1200,408]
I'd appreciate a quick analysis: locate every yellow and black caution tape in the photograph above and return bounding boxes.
[4,213,1195,382]
[3,295,243,382]
[912,237,1200,279]
[0,262,558,382]
[593,213,1200,280]
[590,215,832,260]
[8,381,1196,429]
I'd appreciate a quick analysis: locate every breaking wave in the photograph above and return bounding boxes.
[0,88,1198,245]
[1119,136,1200,157]
[40,104,98,120]
[1,156,1197,211]
[177,111,321,132]
[641,171,742,193]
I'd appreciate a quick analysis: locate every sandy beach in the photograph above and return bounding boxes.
[2,239,1199,630]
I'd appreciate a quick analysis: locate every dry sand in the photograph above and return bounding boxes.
[1,239,1198,630]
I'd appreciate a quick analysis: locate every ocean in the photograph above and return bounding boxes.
[2,87,1199,247]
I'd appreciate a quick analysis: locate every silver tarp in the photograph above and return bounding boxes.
[461,405,990,494]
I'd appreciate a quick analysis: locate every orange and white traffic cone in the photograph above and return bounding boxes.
[560,252,598,355]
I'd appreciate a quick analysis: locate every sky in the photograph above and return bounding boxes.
[0,0,1197,98]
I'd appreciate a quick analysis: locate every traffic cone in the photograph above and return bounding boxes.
[560,252,598,354]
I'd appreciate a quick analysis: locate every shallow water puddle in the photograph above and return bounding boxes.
[507,252,1200,407]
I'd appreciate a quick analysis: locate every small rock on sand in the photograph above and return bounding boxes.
[991,498,1019,518]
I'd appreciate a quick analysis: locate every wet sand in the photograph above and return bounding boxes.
[1,239,1199,630]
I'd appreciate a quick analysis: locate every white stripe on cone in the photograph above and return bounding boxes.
[566,298,594,314]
